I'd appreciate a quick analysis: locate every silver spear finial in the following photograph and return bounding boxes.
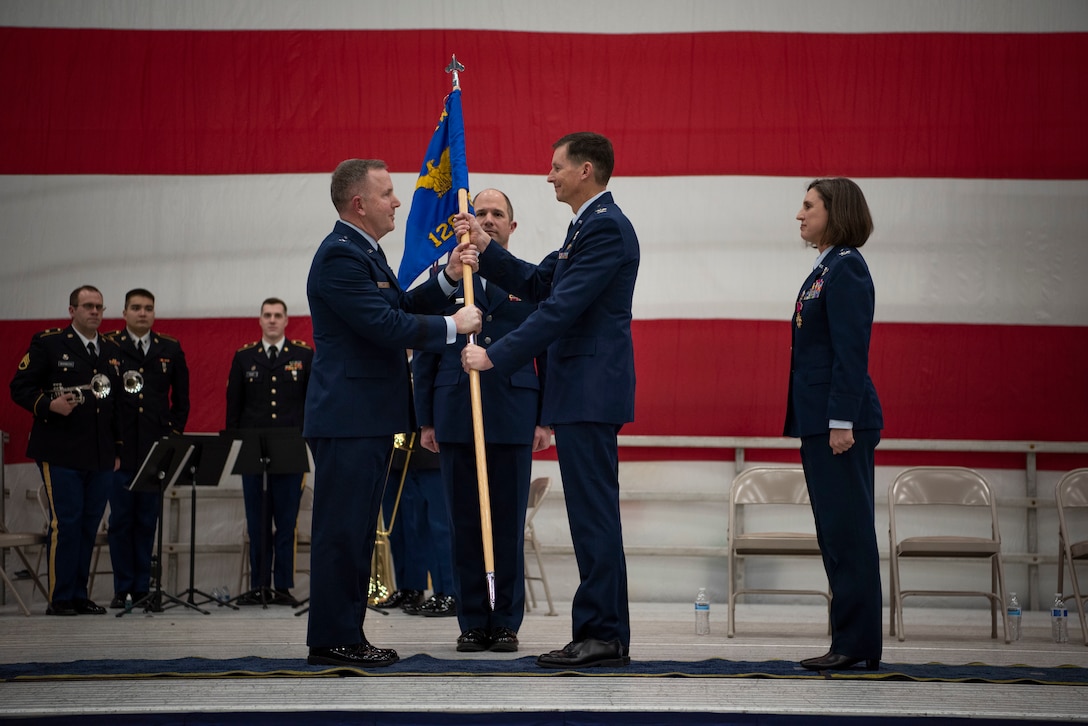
[445,55,465,90]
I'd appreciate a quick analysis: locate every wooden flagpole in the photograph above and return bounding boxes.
[447,55,496,610]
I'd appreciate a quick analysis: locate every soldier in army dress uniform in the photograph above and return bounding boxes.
[225,297,313,605]
[9,285,123,616]
[102,288,190,609]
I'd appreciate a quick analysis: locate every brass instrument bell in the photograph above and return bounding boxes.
[367,432,416,605]
[123,369,145,394]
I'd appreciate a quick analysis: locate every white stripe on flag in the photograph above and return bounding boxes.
[2,0,1086,33]
[2,174,1084,326]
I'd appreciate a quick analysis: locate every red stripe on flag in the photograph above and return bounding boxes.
[2,28,1085,178]
[628,319,1087,443]
[2,318,1084,468]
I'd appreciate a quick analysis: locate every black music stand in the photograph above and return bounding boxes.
[118,438,201,616]
[224,427,309,609]
[166,433,239,612]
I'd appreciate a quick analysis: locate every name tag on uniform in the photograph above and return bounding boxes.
[245,370,260,380]
[377,281,390,288]
[57,360,75,369]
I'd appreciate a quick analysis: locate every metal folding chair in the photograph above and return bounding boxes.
[726,467,829,638]
[888,466,1008,643]
[1056,468,1088,646]
[523,477,557,615]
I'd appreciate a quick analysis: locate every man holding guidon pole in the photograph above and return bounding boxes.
[456,132,640,669]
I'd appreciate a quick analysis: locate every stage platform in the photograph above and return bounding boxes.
[0,599,1086,724]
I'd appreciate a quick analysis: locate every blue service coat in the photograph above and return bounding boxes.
[475,192,638,426]
[784,246,883,437]
[304,220,453,438]
[413,276,544,444]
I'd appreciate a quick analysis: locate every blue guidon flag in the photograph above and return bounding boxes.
[398,88,470,289]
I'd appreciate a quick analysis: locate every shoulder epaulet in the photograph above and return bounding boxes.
[38,327,64,338]
[156,332,179,343]
[237,341,260,353]
[102,330,120,341]
[290,339,313,350]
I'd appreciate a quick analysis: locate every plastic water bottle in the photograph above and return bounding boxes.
[1052,593,1069,643]
[124,593,133,613]
[1006,592,1021,641]
[695,587,710,635]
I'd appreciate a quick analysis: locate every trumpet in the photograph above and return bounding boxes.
[50,373,112,405]
[122,370,145,394]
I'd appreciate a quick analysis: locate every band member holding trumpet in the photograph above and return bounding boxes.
[103,288,190,610]
[10,284,123,616]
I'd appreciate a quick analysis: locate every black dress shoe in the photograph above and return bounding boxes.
[109,593,129,609]
[456,628,491,652]
[374,589,424,610]
[272,588,299,606]
[46,600,77,616]
[236,588,272,606]
[488,626,519,653]
[73,598,106,614]
[419,594,457,617]
[800,652,879,671]
[536,638,630,668]
[307,643,399,668]
[405,593,441,615]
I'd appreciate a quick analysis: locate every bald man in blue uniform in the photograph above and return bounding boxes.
[414,188,551,653]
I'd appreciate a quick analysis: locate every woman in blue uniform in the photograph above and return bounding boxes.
[784,178,884,671]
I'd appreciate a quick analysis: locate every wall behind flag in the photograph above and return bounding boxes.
[1,2,1086,469]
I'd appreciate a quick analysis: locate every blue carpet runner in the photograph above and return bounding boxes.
[2,654,1085,685]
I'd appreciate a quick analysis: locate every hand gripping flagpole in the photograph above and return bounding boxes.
[448,55,497,610]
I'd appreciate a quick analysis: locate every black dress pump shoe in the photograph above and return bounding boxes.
[800,652,879,671]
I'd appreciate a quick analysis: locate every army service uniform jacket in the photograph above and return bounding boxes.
[226,339,313,430]
[103,329,190,471]
[10,325,123,471]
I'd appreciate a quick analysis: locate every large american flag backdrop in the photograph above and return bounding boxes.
[2,1,1086,470]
